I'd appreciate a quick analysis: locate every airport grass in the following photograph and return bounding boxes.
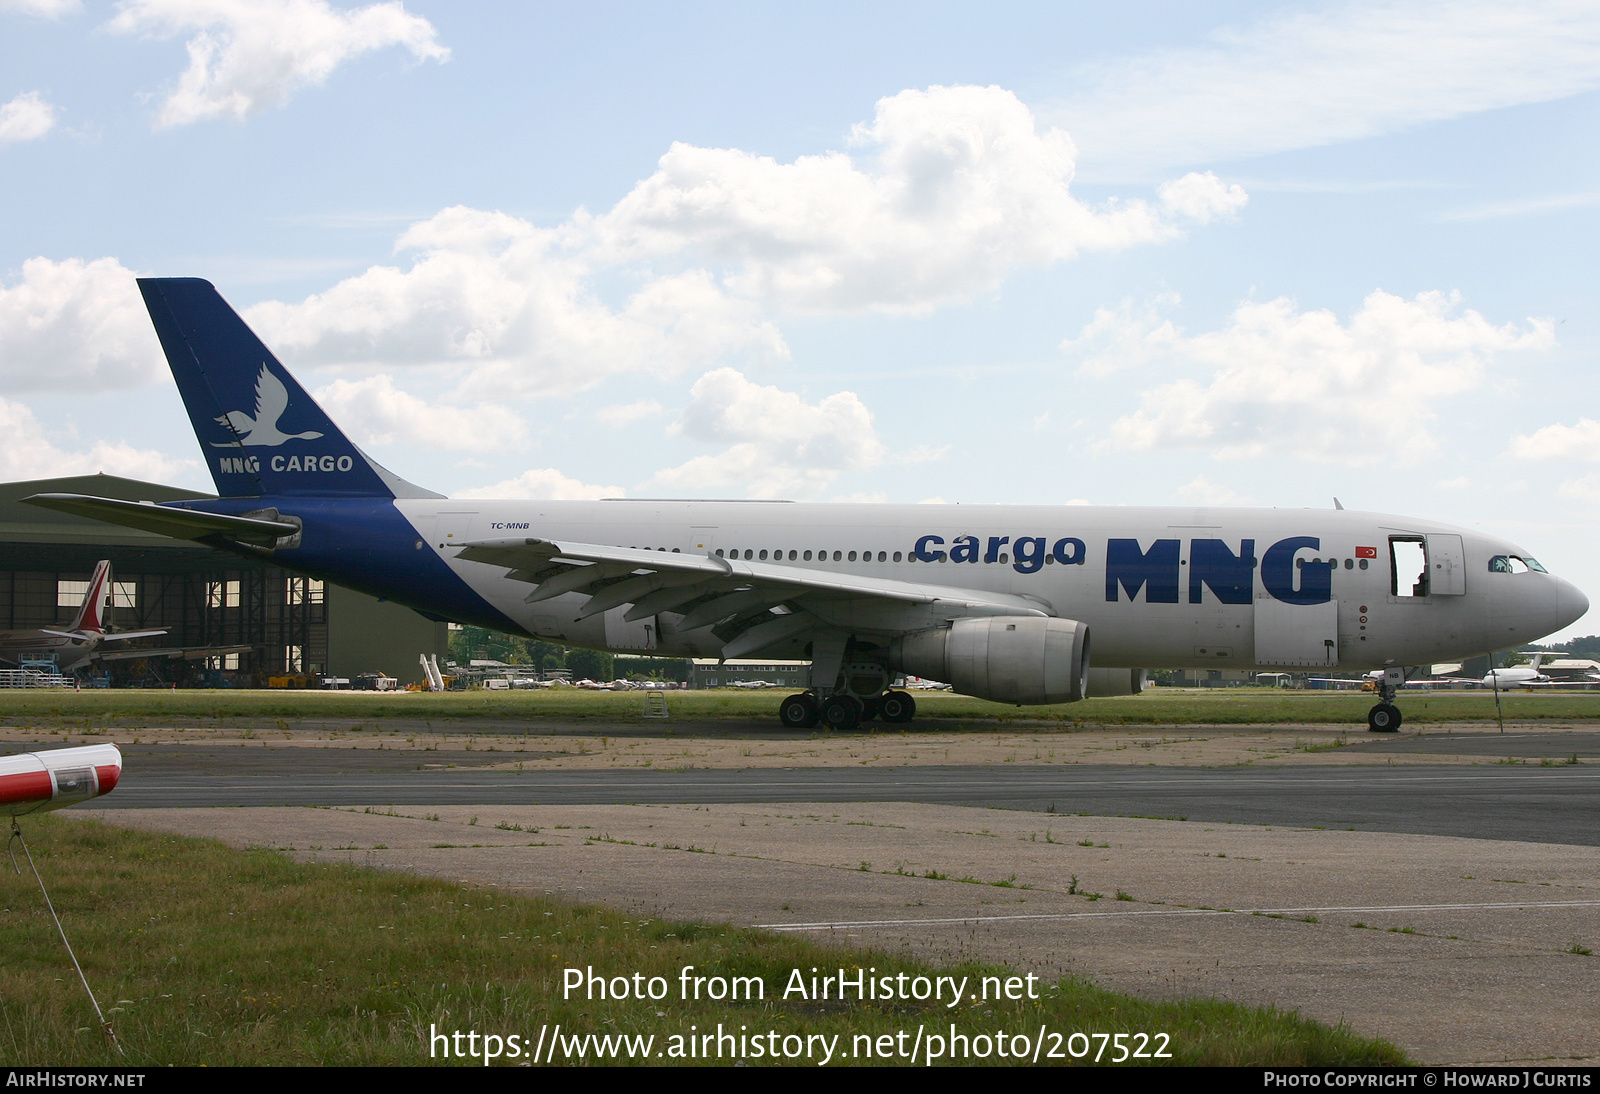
[0,685,1597,730]
[0,814,1408,1067]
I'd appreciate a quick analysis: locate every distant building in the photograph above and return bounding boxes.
[1539,658,1600,683]
[689,658,809,689]
[0,474,447,686]
[1161,668,1257,687]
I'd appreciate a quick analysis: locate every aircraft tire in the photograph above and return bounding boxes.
[1367,702,1402,733]
[821,694,863,730]
[779,693,820,729]
[878,691,916,723]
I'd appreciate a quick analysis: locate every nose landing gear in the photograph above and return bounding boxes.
[1367,667,1406,732]
[1367,702,1402,732]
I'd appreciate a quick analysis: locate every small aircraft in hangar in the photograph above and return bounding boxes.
[0,560,168,673]
[23,279,1590,733]
[0,558,251,677]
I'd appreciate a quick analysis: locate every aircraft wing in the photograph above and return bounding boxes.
[93,644,254,663]
[456,536,1051,658]
[22,493,298,546]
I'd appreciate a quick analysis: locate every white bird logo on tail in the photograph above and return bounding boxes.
[212,363,324,447]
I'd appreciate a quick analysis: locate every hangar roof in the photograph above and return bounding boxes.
[0,475,213,546]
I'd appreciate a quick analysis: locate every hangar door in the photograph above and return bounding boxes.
[1254,598,1339,667]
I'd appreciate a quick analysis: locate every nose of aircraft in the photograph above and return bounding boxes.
[1556,578,1590,631]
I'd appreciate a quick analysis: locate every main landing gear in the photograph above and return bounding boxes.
[1367,667,1405,733]
[777,689,916,730]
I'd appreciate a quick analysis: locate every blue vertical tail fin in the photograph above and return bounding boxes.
[137,277,441,500]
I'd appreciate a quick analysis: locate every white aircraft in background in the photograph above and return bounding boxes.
[23,278,1593,733]
[1450,652,1600,690]
[0,561,167,674]
[1318,651,1600,691]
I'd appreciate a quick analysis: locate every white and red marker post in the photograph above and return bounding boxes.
[0,744,122,816]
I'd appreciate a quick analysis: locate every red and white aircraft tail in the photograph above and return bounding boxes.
[0,561,168,672]
[64,559,112,635]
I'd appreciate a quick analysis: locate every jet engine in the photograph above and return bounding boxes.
[889,616,1089,705]
[1085,668,1147,697]
[0,744,122,816]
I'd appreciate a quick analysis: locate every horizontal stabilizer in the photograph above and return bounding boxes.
[37,628,168,642]
[96,630,171,643]
[22,494,298,546]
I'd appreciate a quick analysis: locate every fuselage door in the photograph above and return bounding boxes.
[1426,534,1466,596]
[1254,598,1339,667]
[432,511,478,553]
[689,526,717,556]
[1390,536,1429,597]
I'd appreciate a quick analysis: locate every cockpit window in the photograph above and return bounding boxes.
[1488,555,1537,574]
[1525,557,1548,573]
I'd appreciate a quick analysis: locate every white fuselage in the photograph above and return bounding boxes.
[393,499,1586,672]
[0,629,103,672]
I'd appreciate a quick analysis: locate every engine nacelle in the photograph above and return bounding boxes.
[1085,668,1148,697]
[0,744,122,816]
[889,616,1089,705]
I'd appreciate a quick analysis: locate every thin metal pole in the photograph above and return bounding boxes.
[9,820,122,1055]
[1488,652,1505,734]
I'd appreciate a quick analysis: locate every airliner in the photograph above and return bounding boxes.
[1443,653,1600,690]
[0,560,167,673]
[23,279,1590,733]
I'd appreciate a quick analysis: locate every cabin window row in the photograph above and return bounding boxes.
[715,548,904,563]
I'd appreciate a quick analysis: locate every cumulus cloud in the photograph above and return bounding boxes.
[0,92,56,145]
[1507,419,1600,502]
[595,399,663,428]
[243,86,1236,398]
[0,0,80,16]
[1507,418,1600,462]
[652,368,885,499]
[109,0,448,127]
[1053,0,1600,177]
[1555,475,1600,504]
[597,85,1240,314]
[0,257,166,391]
[1065,294,1183,377]
[244,206,788,398]
[0,395,194,482]
[1099,290,1554,466]
[454,468,623,501]
[311,374,526,452]
[1174,475,1256,506]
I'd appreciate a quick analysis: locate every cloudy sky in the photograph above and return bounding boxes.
[1,1,1597,638]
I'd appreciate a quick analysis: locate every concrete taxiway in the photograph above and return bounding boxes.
[24,717,1600,1065]
[88,799,1600,1067]
[74,761,1600,846]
